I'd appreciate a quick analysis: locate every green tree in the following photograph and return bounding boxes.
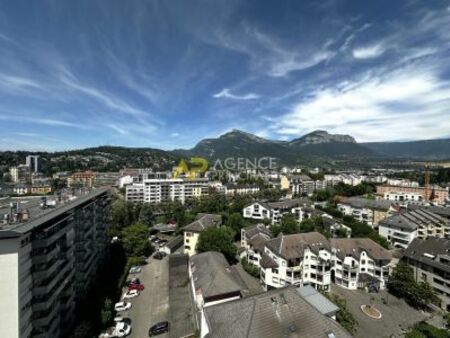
[388,262,438,309]
[196,227,237,263]
[121,223,153,258]
[100,298,114,327]
[138,205,154,226]
[227,212,247,237]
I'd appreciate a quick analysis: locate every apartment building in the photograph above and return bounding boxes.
[0,188,111,338]
[183,213,222,256]
[250,232,392,291]
[125,178,209,204]
[384,191,423,205]
[224,183,260,195]
[331,238,391,290]
[404,237,450,311]
[242,198,311,225]
[67,171,96,188]
[379,208,449,249]
[260,232,332,291]
[25,155,40,173]
[376,185,449,205]
[280,175,326,196]
[337,197,398,227]
[240,224,272,268]
[10,165,31,183]
[324,173,363,186]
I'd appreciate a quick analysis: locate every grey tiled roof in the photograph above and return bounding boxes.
[204,286,352,338]
[265,232,329,261]
[184,213,222,232]
[404,237,450,273]
[190,252,245,299]
[243,224,272,242]
[380,208,447,231]
[330,238,392,261]
[338,196,394,211]
[259,253,278,269]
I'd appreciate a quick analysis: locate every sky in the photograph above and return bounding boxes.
[0,0,450,151]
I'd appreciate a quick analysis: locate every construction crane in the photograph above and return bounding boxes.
[424,162,430,201]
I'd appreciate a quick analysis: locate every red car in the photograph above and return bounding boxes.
[128,283,144,291]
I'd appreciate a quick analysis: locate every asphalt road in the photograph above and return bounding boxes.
[126,256,170,338]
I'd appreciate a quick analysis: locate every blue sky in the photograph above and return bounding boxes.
[0,0,450,151]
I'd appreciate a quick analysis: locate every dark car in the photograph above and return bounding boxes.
[149,321,169,336]
[125,278,141,286]
[153,252,167,260]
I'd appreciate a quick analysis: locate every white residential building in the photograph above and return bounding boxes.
[255,232,393,292]
[259,232,332,291]
[125,178,209,204]
[379,208,449,249]
[240,224,272,268]
[331,238,391,290]
[183,214,222,256]
[383,191,423,205]
[224,183,260,195]
[337,197,398,227]
[243,198,311,225]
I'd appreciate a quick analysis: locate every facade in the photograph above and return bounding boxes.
[10,165,31,183]
[67,171,96,188]
[331,238,391,290]
[0,188,111,338]
[337,197,398,227]
[125,178,209,204]
[224,183,259,195]
[240,224,272,268]
[250,232,392,291]
[260,232,332,291]
[376,185,449,205]
[324,173,363,186]
[404,237,450,311]
[25,155,40,173]
[183,214,222,256]
[280,175,326,196]
[13,184,31,195]
[379,209,449,249]
[243,198,310,225]
[384,191,423,205]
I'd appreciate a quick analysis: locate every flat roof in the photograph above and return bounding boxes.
[0,188,109,235]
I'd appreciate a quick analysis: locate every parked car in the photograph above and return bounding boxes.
[153,252,167,260]
[123,290,139,299]
[125,278,141,286]
[114,302,132,312]
[100,322,131,338]
[149,321,169,336]
[128,283,144,291]
[114,316,132,324]
[129,266,142,274]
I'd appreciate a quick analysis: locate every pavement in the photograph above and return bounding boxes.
[125,256,170,338]
[330,285,429,338]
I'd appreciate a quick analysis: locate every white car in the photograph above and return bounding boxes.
[114,302,132,312]
[129,266,141,274]
[122,289,139,299]
[99,322,131,338]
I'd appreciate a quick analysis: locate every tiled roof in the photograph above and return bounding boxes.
[203,286,352,338]
[330,238,392,261]
[265,232,329,261]
[184,213,222,232]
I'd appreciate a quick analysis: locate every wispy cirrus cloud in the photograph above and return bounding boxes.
[213,88,260,100]
[353,43,385,59]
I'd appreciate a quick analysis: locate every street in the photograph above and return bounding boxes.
[126,256,170,338]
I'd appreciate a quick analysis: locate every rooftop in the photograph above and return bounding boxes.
[204,286,352,338]
[404,237,450,273]
[380,208,447,231]
[330,238,392,261]
[337,196,394,211]
[183,213,222,233]
[265,232,330,261]
[0,188,109,236]
[296,286,339,317]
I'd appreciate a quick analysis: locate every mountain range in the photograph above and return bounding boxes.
[1,130,450,174]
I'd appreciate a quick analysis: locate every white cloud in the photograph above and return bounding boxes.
[170,132,180,137]
[353,44,385,59]
[108,124,128,135]
[272,66,450,142]
[213,88,260,100]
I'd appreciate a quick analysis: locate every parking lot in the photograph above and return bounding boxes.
[331,285,428,338]
[123,255,170,338]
